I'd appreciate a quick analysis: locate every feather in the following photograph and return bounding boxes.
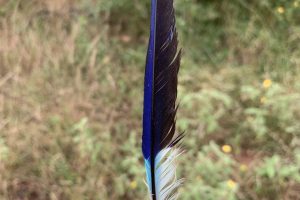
[142,0,183,199]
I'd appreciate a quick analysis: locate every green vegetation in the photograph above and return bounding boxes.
[0,0,299,199]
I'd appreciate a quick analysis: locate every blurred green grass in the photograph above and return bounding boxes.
[0,0,300,199]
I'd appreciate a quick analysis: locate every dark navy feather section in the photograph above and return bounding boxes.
[142,0,182,199]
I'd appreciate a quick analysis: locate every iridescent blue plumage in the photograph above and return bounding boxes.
[142,0,182,199]
[142,0,157,161]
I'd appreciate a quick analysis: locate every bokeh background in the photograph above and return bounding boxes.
[0,0,300,199]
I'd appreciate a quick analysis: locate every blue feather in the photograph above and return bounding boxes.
[142,0,183,199]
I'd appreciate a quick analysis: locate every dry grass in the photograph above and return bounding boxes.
[0,1,136,199]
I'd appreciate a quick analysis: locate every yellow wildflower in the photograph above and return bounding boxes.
[263,79,272,88]
[227,179,237,189]
[277,6,285,14]
[130,180,137,189]
[294,1,299,7]
[239,164,248,172]
[260,96,267,104]
[222,145,232,153]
